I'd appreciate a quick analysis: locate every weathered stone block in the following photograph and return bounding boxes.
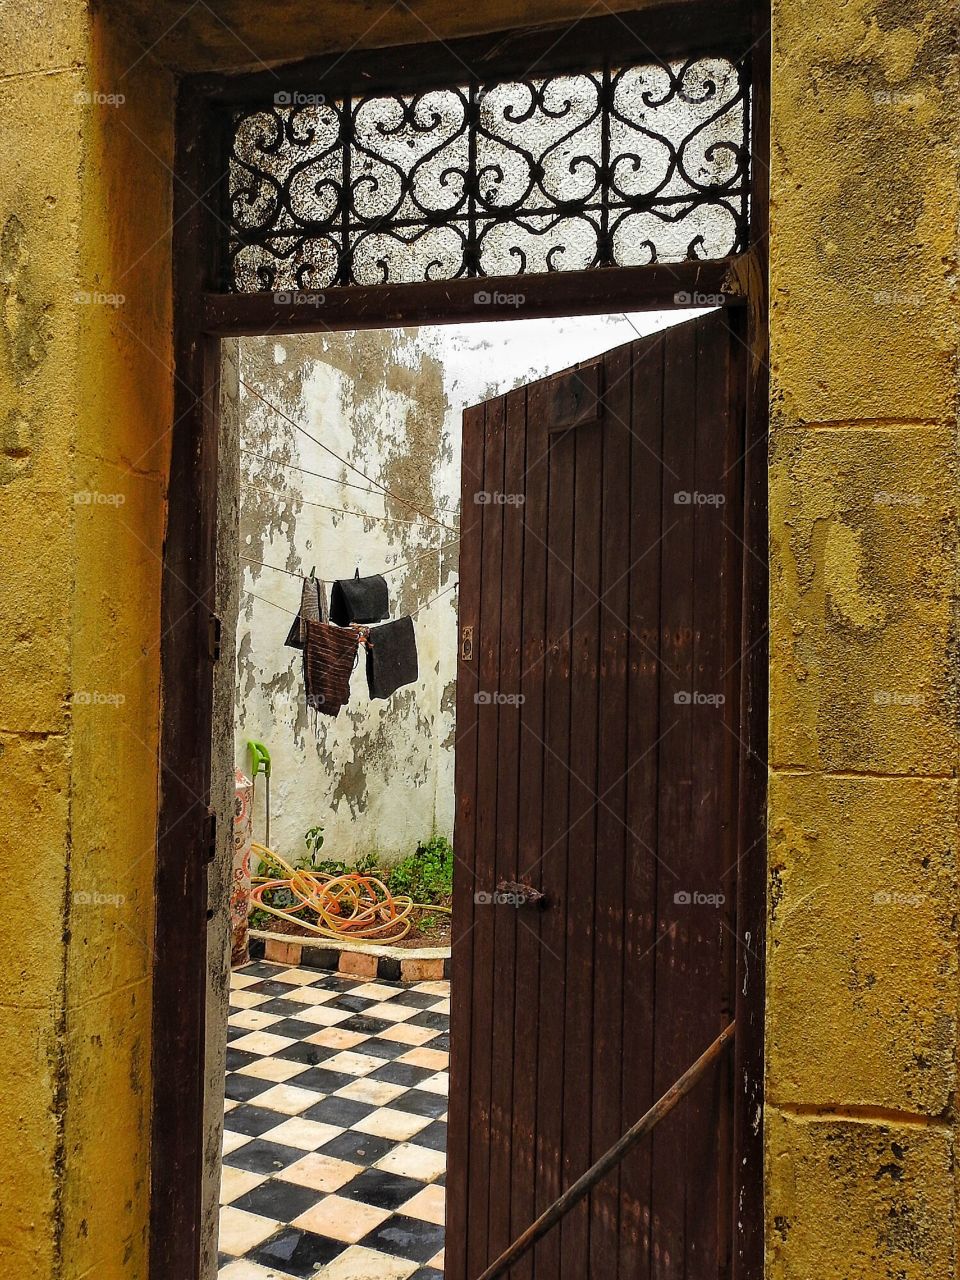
[766,1108,955,1279]
[767,773,957,1114]
[769,426,956,774]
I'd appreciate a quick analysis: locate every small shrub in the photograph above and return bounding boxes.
[387,835,454,905]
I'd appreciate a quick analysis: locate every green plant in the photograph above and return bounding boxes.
[387,835,454,905]
[304,824,325,861]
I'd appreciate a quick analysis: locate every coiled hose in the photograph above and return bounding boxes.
[250,842,451,944]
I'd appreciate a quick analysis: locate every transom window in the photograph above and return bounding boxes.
[226,55,749,292]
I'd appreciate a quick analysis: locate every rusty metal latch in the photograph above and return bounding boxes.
[495,880,547,908]
[461,624,474,662]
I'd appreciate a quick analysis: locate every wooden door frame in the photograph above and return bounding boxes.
[152,5,769,1278]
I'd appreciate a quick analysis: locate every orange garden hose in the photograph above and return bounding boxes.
[250,842,451,944]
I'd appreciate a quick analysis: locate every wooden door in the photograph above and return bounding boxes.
[447,310,746,1280]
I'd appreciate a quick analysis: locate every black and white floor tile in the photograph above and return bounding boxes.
[218,961,449,1280]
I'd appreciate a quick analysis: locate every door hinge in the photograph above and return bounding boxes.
[204,807,217,862]
[208,612,223,662]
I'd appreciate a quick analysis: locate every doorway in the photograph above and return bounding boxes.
[216,309,718,1279]
[153,14,768,1279]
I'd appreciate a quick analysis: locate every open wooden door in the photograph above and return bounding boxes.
[447,310,746,1279]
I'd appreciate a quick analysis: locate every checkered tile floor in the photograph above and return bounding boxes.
[218,961,449,1279]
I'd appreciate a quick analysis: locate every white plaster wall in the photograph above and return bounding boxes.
[234,309,700,864]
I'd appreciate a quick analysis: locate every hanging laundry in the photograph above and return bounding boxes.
[329,568,390,626]
[303,617,359,717]
[284,574,324,649]
[365,615,419,700]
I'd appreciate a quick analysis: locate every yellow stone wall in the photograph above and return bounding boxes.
[0,3,173,1276]
[767,0,959,1275]
[1,0,957,1277]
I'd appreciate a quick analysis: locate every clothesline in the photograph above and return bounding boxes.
[240,534,460,584]
[241,446,460,516]
[238,377,458,534]
[243,578,457,622]
[241,478,445,530]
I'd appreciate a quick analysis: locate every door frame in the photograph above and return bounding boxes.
[152,5,769,1277]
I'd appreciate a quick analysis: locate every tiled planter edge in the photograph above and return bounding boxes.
[246,928,451,982]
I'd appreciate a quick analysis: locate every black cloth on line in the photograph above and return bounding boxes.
[366,615,418,700]
[329,569,389,626]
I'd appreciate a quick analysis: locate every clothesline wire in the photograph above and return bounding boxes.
[241,446,460,516]
[241,478,444,530]
[242,578,458,621]
[238,377,458,534]
[241,535,460,584]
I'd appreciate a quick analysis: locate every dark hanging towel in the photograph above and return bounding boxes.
[366,615,418,700]
[330,569,390,626]
[303,618,359,717]
[285,575,325,649]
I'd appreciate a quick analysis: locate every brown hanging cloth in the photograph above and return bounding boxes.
[302,616,359,717]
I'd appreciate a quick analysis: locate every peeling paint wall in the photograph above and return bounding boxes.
[766,0,960,1273]
[233,313,694,864]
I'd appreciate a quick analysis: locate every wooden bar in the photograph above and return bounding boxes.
[150,78,222,1280]
[201,259,746,337]
[191,2,755,104]
[477,1022,737,1280]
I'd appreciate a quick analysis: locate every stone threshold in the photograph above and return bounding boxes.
[246,927,451,982]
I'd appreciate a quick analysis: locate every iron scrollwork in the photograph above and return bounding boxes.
[227,57,750,292]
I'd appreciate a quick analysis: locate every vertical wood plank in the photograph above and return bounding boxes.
[618,331,667,1280]
[447,398,487,1280]
[531,374,575,1280]
[588,341,633,1278]
[487,384,527,1262]
[559,367,604,1278]
[683,311,742,1278]
[466,394,507,1279]
[651,318,698,1280]
[511,386,550,1280]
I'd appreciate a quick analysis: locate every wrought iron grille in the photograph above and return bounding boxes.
[226,56,750,292]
